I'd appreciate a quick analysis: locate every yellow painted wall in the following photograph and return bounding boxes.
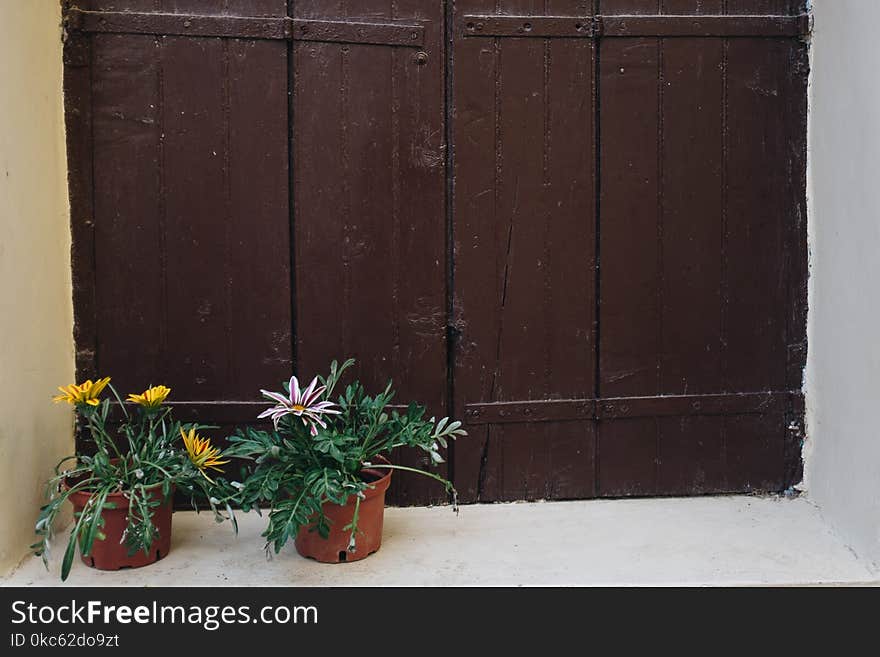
[0,0,74,575]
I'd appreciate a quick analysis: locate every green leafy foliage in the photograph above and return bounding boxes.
[33,386,236,581]
[224,359,466,556]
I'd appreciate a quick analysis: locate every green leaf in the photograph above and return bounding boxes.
[81,488,110,557]
[60,533,77,582]
[61,508,88,582]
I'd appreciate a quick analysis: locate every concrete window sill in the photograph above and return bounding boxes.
[4,496,877,587]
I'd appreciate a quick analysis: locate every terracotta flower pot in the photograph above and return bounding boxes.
[67,483,174,571]
[294,459,392,563]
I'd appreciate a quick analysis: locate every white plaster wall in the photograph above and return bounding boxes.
[805,0,880,567]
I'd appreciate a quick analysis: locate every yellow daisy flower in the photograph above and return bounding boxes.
[53,377,111,406]
[181,428,229,482]
[127,385,171,408]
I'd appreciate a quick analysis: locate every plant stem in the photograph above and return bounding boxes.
[136,459,175,481]
[348,494,362,552]
[107,383,130,419]
[362,463,454,490]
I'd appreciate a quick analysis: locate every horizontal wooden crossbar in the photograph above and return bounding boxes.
[464,391,802,425]
[600,14,811,37]
[462,15,595,38]
[65,9,810,43]
[292,18,424,47]
[65,9,425,47]
[460,14,811,38]
[464,399,596,424]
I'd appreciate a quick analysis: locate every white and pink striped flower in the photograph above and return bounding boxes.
[258,375,341,435]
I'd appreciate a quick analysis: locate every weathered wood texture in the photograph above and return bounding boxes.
[66,0,447,506]
[452,0,807,500]
[292,0,447,505]
[452,0,597,502]
[596,0,807,496]
[64,0,808,505]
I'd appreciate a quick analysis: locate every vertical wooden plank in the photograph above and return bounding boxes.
[91,33,162,392]
[658,5,724,396]
[657,416,725,494]
[723,37,788,393]
[388,0,450,504]
[226,0,285,16]
[454,0,596,502]
[451,0,498,502]
[597,419,657,497]
[159,34,228,400]
[600,0,658,15]
[294,0,362,387]
[294,0,447,504]
[598,1,738,498]
[490,0,544,403]
[227,38,292,395]
[544,0,595,400]
[725,413,784,491]
[727,0,795,14]
[598,35,659,398]
[662,0,722,13]
[345,0,430,504]
[292,2,346,378]
[339,0,396,396]
[543,0,596,501]
[295,0,400,387]
[487,0,557,503]
[596,6,659,495]
[728,0,809,488]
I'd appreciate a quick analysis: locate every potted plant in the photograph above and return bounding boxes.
[225,359,466,563]
[33,377,236,581]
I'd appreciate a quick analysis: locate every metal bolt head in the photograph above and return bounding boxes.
[415,51,429,66]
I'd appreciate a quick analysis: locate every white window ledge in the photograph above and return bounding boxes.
[4,496,877,587]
